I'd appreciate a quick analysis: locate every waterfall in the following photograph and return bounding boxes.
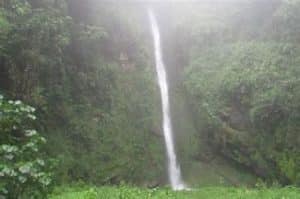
[148,9,187,191]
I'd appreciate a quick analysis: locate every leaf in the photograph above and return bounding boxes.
[25,129,37,137]
[18,176,27,183]
[18,163,33,174]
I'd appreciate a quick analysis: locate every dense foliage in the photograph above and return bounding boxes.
[50,186,300,199]
[0,0,163,189]
[183,0,300,185]
[184,43,300,185]
[0,95,54,198]
[0,0,300,196]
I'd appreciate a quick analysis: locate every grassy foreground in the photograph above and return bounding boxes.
[49,186,300,199]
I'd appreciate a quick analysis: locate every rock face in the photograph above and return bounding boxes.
[119,52,134,70]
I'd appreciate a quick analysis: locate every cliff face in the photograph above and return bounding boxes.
[119,52,135,70]
[148,6,257,186]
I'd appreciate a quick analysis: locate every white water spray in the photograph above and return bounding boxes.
[148,9,187,191]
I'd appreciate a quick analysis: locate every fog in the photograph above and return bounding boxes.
[0,0,299,198]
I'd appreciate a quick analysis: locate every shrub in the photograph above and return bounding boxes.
[0,94,55,198]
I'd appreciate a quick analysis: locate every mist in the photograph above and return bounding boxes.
[0,0,299,198]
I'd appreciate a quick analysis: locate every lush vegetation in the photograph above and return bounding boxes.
[1,0,163,188]
[184,42,300,185]
[0,95,54,198]
[49,186,300,199]
[182,1,300,186]
[0,0,300,198]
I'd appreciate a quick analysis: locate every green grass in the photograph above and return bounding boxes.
[49,186,300,199]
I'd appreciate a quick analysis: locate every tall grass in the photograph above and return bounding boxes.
[49,186,300,199]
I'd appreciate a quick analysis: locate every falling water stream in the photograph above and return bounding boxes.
[148,9,187,191]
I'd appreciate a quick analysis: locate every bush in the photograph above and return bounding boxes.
[0,94,55,198]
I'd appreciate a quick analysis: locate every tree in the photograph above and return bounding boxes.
[0,95,55,198]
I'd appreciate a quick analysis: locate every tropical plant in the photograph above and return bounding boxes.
[0,95,55,198]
